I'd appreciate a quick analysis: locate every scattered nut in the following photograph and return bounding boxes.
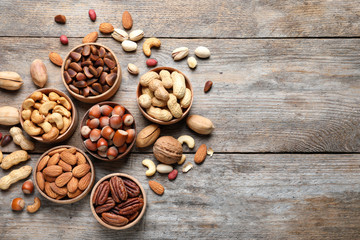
[27,197,41,213]
[146,58,158,67]
[156,164,173,174]
[10,127,35,151]
[129,30,144,42]
[168,169,178,181]
[187,57,197,69]
[49,52,63,67]
[142,159,156,177]
[22,179,34,194]
[204,81,213,93]
[1,134,12,147]
[88,9,96,21]
[172,47,189,61]
[182,162,193,173]
[195,46,211,58]
[127,63,139,75]
[122,40,137,52]
[177,135,195,149]
[143,38,161,57]
[112,29,128,42]
[30,59,47,88]
[122,11,133,30]
[177,154,186,165]
[207,147,214,157]
[11,197,25,211]
[54,15,66,24]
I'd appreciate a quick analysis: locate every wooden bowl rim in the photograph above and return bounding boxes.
[61,43,121,102]
[136,66,193,125]
[80,101,137,161]
[89,173,147,230]
[19,88,77,143]
[33,145,95,204]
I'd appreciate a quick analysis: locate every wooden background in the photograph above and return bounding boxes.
[1,0,360,239]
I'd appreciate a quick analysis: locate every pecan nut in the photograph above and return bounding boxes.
[95,197,115,214]
[113,197,144,216]
[123,178,140,197]
[101,212,129,227]
[92,181,110,205]
[126,211,139,222]
[109,176,128,203]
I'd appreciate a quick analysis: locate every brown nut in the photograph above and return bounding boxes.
[136,124,160,148]
[153,136,182,164]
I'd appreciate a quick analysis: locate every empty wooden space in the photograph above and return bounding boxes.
[0,0,359,239]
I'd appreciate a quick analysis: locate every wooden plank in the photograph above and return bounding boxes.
[0,153,359,239]
[1,37,360,153]
[1,0,360,38]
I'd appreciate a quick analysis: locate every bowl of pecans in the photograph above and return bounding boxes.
[61,43,121,103]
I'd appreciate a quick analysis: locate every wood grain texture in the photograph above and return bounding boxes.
[0,153,359,239]
[1,0,360,38]
[1,38,360,152]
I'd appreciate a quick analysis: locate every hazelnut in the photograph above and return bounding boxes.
[125,129,135,144]
[100,105,113,116]
[97,150,107,158]
[22,180,34,194]
[107,146,118,160]
[99,116,110,128]
[97,138,108,152]
[109,115,123,129]
[89,128,101,142]
[87,118,100,129]
[11,197,25,211]
[81,125,91,138]
[113,130,128,147]
[112,105,125,117]
[84,139,97,151]
[118,143,127,153]
[122,114,134,126]
[89,104,101,119]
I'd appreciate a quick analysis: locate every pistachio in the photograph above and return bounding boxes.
[127,63,139,75]
[111,29,128,42]
[172,47,189,61]
[187,57,197,69]
[129,30,144,42]
[121,40,137,52]
[195,46,211,59]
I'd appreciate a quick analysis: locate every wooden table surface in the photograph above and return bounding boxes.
[1,0,360,239]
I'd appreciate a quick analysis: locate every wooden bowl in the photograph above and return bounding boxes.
[34,145,95,204]
[90,173,146,230]
[80,101,136,161]
[61,43,122,103]
[136,67,193,125]
[19,88,78,143]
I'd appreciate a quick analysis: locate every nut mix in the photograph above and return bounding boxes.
[92,176,143,227]
[82,104,135,160]
[63,44,118,97]
[36,147,92,200]
[21,91,72,141]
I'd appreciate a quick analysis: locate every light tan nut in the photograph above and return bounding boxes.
[187,57,197,69]
[31,109,45,124]
[140,71,160,87]
[142,159,156,177]
[138,94,152,109]
[122,40,137,52]
[1,150,30,170]
[99,22,114,34]
[172,47,189,61]
[39,101,57,115]
[195,46,211,58]
[34,103,42,109]
[0,165,32,190]
[26,197,41,213]
[22,98,35,110]
[29,91,43,101]
[57,97,71,110]
[0,71,23,90]
[60,117,71,134]
[156,164,173,174]
[147,106,172,122]
[129,29,144,42]
[41,94,50,103]
[37,155,49,171]
[159,70,173,89]
[167,94,183,118]
[186,115,215,135]
[30,59,47,87]
[76,152,87,165]
[142,87,154,98]
[23,120,43,136]
[151,97,167,107]
[38,121,52,133]
[0,106,20,126]
[21,109,32,121]
[182,162,193,173]
[136,124,160,148]
[49,92,60,101]
[112,29,128,42]
[180,88,192,108]
[49,112,64,130]
[177,135,195,149]
[42,127,59,141]
[127,63,139,75]
[53,105,71,118]
[207,147,214,157]
[177,154,186,165]
[9,127,35,151]
[143,38,161,57]
[149,79,169,101]
[171,71,186,99]
[0,150,2,164]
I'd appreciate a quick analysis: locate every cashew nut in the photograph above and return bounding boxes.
[39,101,56,115]
[177,154,186,165]
[0,150,3,164]
[142,37,161,57]
[49,113,64,130]
[42,127,59,141]
[30,109,44,124]
[23,120,43,136]
[142,159,156,177]
[60,116,71,134]
[21,109,32,120]
[38,121,52,133]
[9,127,35,151]
[177,135,195,149]
[27,197,41,213]
[57,97,71,110]
[49,92,60,101]
[29,91,43,101]
[138,94,152,109]
[53,105,71,118]
[40,93,50,103]
[34,102,42,109]
[22,98,35,110]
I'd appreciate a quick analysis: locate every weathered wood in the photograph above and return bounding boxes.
[0,153,359,239]
[1,38,360,153]
[1,0,360,38]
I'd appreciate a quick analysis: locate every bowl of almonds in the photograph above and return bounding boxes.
[90,173,146,230]
[136,67,193,125]
[20,88,78,143]
[61,43,121,103]
[34,145,95,204]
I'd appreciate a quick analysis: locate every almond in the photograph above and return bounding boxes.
[194,144,207,164]
[50,182,67,196]
[36,172,45,191]
[78,172,91,190]
[68,189,83,198]
[149,180,164,195]
[47,153,60,166]
[83,32,98,43]
[67,177,79,193]
[60,151,77,165]
[48,147,67,156]
[55,172,73,187]
[58,160,72,172]
[99,23,114,34]
[44,182,58,199]
[72,164,90,178]
[43,165,63,177]
[43,173,56,182]
[37,155,50,171]
[122,11,133,30]
[76,152,87,165]
[49,52,63,67]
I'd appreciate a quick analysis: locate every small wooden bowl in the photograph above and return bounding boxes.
[80,101,136,161]
[136,67,193,125]
[90,173,146,230]
[61,43,122,104]
[34,145,95,204]
[19,88,78,143]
